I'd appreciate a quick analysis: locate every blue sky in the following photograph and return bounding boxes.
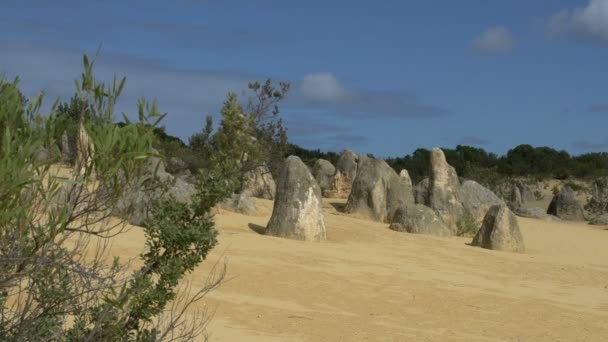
[1,0,607,157]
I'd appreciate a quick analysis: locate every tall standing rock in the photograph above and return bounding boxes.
[345,155,414,222]
[241,165,276,200]
[266,156,326,241]
[472,205,525,253]
[327,150,358,198]
[509,184,523,211]
[75,120,95,175]
[547,187,585,221]
[399,169,413,188]
[312,159,336,196]
[429,148,462,233]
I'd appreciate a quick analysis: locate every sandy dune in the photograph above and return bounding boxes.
[109,198,608,341]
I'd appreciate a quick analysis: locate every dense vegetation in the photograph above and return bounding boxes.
[0,56,228,341]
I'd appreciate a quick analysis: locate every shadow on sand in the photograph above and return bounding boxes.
[248,223,266,235]
[328,201,346,212]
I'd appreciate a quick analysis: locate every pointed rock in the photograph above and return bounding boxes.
[429,148,462,233]
[266,156,326,241]
[472,205,525,253]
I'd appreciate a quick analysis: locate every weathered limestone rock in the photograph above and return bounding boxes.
[547,187,585,221]
[345,155,414,222]
[112,153,195,226]
[429,148,462,233]
[587,178,608,215]
[327,150,358,198]
[414,178,430,205]
[589,214,608,226]
[389,204,450,236]
[75,120,95,175]
[266,156,326,241]
[457,180,505,225]
[220,193,257,215]
[312,159,336,195]
[241,165,276,200]
[509,184,523,211]
[399,169,413,188]
[472,205,525,253]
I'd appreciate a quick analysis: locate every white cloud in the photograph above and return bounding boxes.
[471,26,513,54]
[294,72,448,119]
[300,72,353,103]
[547,0,608,45]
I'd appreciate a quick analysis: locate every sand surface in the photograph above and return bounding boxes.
[106,197,608,341]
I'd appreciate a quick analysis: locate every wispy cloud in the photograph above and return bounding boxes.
[572,139,608,152]
[292,72,449,119]
[545,0,608,46]
[471,26,513,54]
[0,42,255,137]
[588,104,608,113]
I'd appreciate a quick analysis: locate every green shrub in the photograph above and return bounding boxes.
[457,208,479,237]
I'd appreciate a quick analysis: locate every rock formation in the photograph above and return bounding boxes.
[241,165,276,200]
[414,178,430,205]
[326,150,358,198]
[389,204,450,236]
[457,180,505,225]
[429,148,462,233]
[266,156,326,241]
[547,187,585,221]
[345,155,414,222]
[472,205,525,253]
[312,159,336,195]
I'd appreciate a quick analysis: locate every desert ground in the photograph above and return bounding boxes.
[107,195,608,341]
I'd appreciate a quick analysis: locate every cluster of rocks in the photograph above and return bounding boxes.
[112,153,196,226]
[302,148,524,252]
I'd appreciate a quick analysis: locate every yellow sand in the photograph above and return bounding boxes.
[104,197,608,341]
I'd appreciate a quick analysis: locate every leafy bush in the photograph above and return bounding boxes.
[0,55,225,341]
[457,208,479,237]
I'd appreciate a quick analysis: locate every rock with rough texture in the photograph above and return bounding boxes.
[345,155,414,222]
[312,159,336,195]
[327,150,358,198]
[241,165,276,200]
[589,214,608,226]
[547,187,585,221]
[166,157,188,174]
[414,178,430,205]
[220,193,257,215]
[113,154,195,226]
[429,148,462,233]
[399,169,413,188]
[587,178,608,215]
[266,156,326,241]
[518,182,536,203]
[457,180,505,225]
[515,207,560,221]
[509,184,523,211]
[389,204,451,236]
[472,205,525,253]
[61,131,73,163]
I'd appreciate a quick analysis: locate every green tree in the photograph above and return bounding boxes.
[0,55,225,341]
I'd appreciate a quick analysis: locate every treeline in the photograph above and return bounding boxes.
[388,145,608,184]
